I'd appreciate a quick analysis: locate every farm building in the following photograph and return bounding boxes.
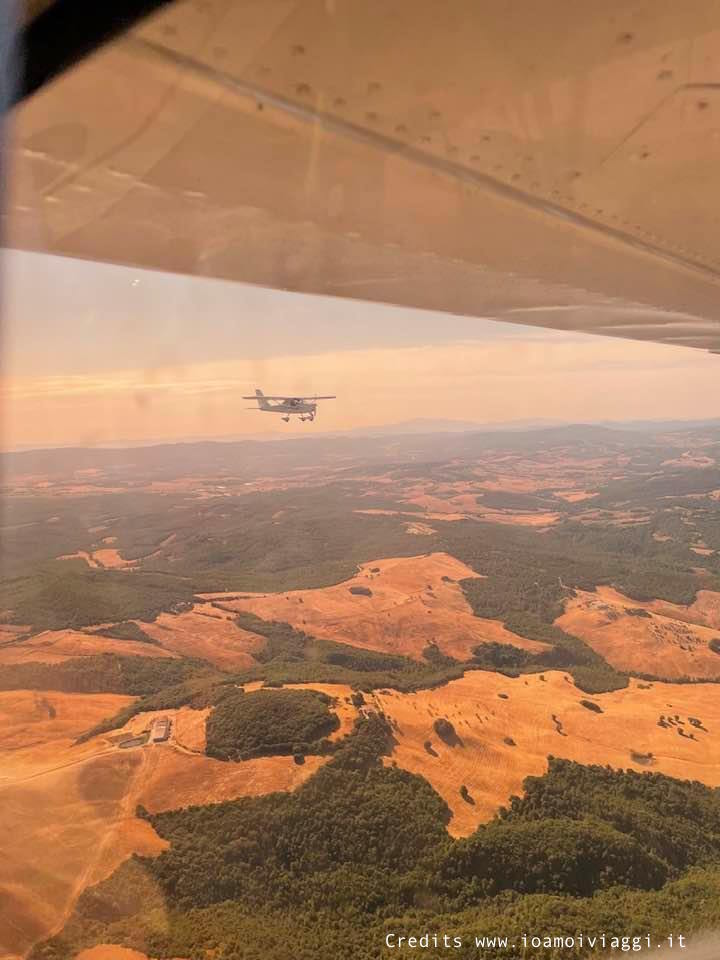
[151,717,171,742]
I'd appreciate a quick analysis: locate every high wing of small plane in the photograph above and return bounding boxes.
[6,1,720,353]
[241,389,336,422]
[242,395,337,402]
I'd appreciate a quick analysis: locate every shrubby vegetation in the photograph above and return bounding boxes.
[497,757,720,874]
[161,488,425,594]
[0,654,209,697]
[469,637,627,694]
[205,689,339,760]
[0,563,195,631]
[1,487,423,631]
[442,514,719,689]
[445,515,713,629]
[422,641,457,668]
[440,818,667,897]
[234,612,466,691]
[433,717,457,745]
[476,489,558,511]
[89,621,158,644]
[592,466,720,509]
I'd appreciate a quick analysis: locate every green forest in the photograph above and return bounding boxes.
[0,653,211,696]
[205,688,339,760]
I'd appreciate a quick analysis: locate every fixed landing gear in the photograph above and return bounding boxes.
[281,411,315,423]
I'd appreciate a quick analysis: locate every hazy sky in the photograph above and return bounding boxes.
[3,250,720,449]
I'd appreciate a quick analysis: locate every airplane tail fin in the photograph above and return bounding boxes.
[255,388,271,410]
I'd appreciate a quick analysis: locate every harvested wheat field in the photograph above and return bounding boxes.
[0,689,341,960]
[138,604,264,670]
[403,492,560,527]
[639,588,720,630]
[200,553,549,662]
[0,741,165,960]
[372,671,720,837]
[0,689,136,779]
[405,521,436,535]
[354,507,468,522]
[556,587,720,680]
[0,629,177,667]
[554,490,597,503]
[473,508,560,527]
[57,550,101,568]
[173,706,211,752]
[57,547,138,570]
[91,549,138,570]
[75,946,156,960]
[135,748,326,814]
[0,691,157,959]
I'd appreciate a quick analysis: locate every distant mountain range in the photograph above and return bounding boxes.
[5,416,720,456]
[319,417,567,437]
[336,416,720,438]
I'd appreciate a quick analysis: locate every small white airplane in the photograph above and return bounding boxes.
[242,388,336,422]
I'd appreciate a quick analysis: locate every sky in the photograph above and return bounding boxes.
[2,249,720,449]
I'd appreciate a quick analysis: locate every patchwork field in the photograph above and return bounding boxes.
[403,492,560,526]
[637,589,720,631]
[58,550,137,570]
[135,749,327,814]
[0,689,136,778]
[0,629,177,666]
[0,689,165,960]
[556,587,720,680]
[372,671,720,836]
[200,553,550,661]
[138,604,264,670]
[0,685,352,960]
[76,947,155,960]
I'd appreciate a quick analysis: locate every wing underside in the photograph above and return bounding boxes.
[7,1,720,353]
[241,396,335,401]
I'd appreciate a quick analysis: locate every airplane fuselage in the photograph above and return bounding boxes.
[263,400,316,415]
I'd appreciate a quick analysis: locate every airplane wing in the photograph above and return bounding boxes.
[241,396,336,401]
[6,1,720,353]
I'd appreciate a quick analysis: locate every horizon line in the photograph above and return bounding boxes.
[3,414,720,456]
